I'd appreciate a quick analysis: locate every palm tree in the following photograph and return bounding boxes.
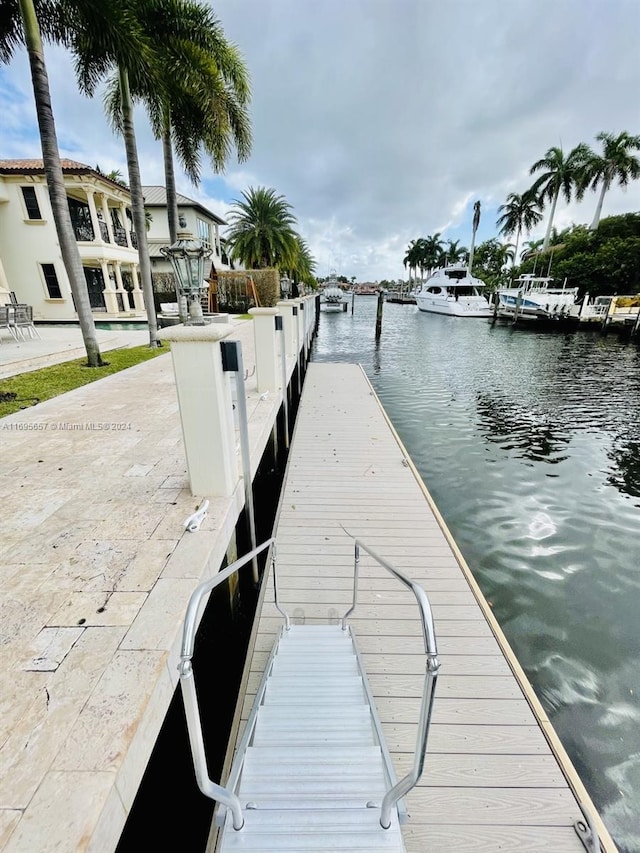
[286,235,316,286]
[529,144,590,251]
[403,239,421,287]
[445,239,468,264]
[496,190,543,264]
[581,131,640,230]
[70,0,199,348]
[520,238,544,261]
[1,0,103,366]
[420,233,445,275]
[104,3,252,245]
[226,187,300,269]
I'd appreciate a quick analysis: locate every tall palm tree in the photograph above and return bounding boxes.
[403,239,421,286]
[69,0,198,348]
[529,144,590,251]
[100,4,252,321]
[582,131,640,230]
[1,0,103,366]
[496,190,543,264]
[226,187,300,269]
[112,2,252,245]
[421,233,445,274]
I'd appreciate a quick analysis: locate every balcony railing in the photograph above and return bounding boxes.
[113,226,128,247]
[98,221,110,242]
[130,230,138,249]
[73,223,95,242]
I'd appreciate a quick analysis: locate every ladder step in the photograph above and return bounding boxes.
[242,763,385,780]
[253,731,375,747]
[266,675,363,687]
[263,694,366,706]
[275,647,355,658]
[244,745,383,763]
[236,796,386,810]
[220,808,404,851]
[239,779,387,797]
[258,706,371,721]
[271,661,359,674]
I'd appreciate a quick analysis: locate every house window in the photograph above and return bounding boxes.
[21,186,42,219]
[197,218,211,248]
[41,263,63,299]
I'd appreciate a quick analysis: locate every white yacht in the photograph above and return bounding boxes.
[320,273,346,312]
[496,274,579,321]
[414,264,493,317]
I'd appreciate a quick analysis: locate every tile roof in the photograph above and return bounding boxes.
[0,158,92,172]
[0,159,131,194]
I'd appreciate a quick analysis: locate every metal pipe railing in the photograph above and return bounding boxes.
[341,539,440,830]
[178,537,277,831]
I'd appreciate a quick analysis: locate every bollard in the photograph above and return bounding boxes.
[375,289,384,339]
[158,324,237,497]
[248,307,280,393]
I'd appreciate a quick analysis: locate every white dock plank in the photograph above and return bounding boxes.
[222,363,615,853]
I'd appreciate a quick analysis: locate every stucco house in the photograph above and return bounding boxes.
[0,159,146,321]
[142,186,233,285]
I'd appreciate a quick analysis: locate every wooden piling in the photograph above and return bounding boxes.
[375,289,384,339]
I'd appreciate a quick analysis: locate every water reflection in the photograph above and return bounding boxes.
[476,391,570,463]
[608,438,640,500]
[311,298,640,852]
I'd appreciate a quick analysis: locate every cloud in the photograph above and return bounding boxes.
[1,0,639,280]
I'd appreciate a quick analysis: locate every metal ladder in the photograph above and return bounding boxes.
[178,538,440,852]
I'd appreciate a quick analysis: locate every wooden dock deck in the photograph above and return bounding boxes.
[222,362,617,853]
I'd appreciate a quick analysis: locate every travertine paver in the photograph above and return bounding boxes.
[0,317,291,852]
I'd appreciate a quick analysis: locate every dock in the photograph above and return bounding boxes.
[223,361,617,853]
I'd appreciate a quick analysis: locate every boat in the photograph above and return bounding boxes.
[414,263,493,317]
[320,273,346,312]
[496,274,579,322]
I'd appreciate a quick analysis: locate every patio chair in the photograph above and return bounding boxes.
[0,305,21,341]
[13,305,40,339]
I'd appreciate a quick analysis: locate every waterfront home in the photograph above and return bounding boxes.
[142,185,233,284]
[0,159,145,320]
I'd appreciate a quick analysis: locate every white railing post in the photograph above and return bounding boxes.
[157,325,238,497]
[249,307,280,393]
[276,300,297,361]
[293,298,305,358]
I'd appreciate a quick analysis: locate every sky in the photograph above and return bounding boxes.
[1,0,639,282]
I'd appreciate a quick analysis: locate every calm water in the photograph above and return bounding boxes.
[311,296,640,853]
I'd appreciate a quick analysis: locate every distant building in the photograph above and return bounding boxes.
[0,159,144,320]
[142,186,233,285]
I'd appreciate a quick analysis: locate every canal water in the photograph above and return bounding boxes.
[311,296,640,853]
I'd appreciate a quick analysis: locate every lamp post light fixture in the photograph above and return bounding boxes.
[160,230,212,325]
[280,274,292,299]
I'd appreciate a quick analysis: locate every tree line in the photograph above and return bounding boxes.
[404,131,640,293]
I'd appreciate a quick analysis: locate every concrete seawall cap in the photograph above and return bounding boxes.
[157,324,234,343]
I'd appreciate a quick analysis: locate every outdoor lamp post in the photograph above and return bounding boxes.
[280,274,292,299]
[160,231,212,325]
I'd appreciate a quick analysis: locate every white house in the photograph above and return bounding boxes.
[142,186,233,283]
[0,159,145,321]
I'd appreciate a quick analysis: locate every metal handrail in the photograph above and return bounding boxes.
[178,537,277,831]
[342,539,440,830]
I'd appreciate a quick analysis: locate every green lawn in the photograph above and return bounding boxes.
[0,345,166,418]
